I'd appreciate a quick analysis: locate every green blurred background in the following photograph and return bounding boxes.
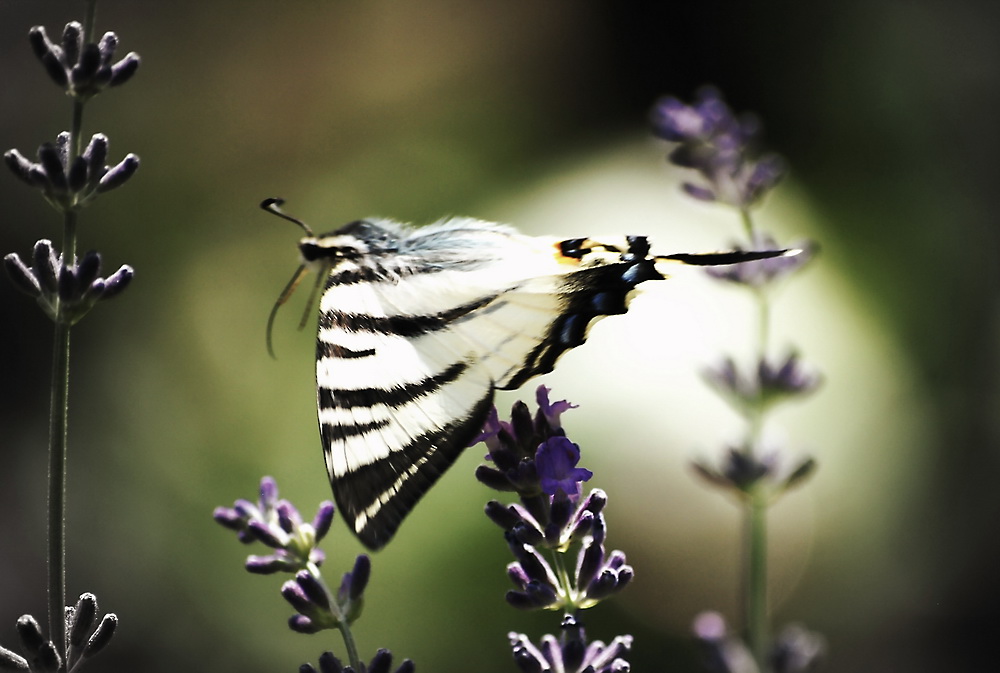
[1,1,998,671]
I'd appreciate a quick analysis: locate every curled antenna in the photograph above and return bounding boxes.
[261,197,315,237]
[262,197,325,359]
[266,264,309,359]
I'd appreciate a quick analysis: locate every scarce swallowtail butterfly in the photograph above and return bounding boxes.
[263,198,795,550]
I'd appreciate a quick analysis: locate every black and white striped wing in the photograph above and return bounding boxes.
[310,218,667,549]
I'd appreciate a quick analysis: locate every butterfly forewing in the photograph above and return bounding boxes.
[304,218,667,548]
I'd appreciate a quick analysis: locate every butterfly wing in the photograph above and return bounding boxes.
[313,221,667,549]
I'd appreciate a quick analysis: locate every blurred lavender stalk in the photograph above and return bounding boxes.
[652,87,824,672]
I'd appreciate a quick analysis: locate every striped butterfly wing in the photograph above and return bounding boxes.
[309,218,668,549]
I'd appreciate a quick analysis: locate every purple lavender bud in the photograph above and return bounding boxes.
[585,635,634,672]
[394,658,415,673]
[516,519,547,546]
[346,554,371,601]
[61,23,82,64]
[297,571,330,609]
[580,489,607,515]
[28,26,69,87]
[232,499,258,519]
[476,464,515,491]
[590,511,606,545]
[247,519,285,548]
[512,580,559,610]
[36,643,61,673]
[507,563,531,588]
[67,155,88,192]
[586,570,621,600]
[510,401,535,452]
[100,265,133,300]
[83,614,117,658]
[37,143,66,193]
[109,53,140,87]
[259,476,279,507]
[33,240,59,293]
[5,149,38,186]
[485,500,521,530]
[312,501,335,540]
[71,42,101,88]
[281,579,315,615]
[0,645,28,671]
[245,553,298,574]
[97,153,139,193]
[576,537,604,588]
[98,32,118,59]
[367,649,393,673]
[276,500,300,534]
[509,633,546,673]
[317,652,344,673]
[212,506,243,530]
[566,509,594,542]
[15,615,45,654]
[67,593,98,648]
[681,182,717,202]
[4,253,41,297]
[28,25,57,60]
[758,353,821,399]
[57,264,76,302]
[651,96,711,141]
[288,615,320,634]
[83,134,109,190]
[77,250,102,288]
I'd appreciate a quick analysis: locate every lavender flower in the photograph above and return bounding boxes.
[28,23,140,100]
[691,444,815,498]
[5,132,140,212]
[703,353,820,416]
[474,388,633,612]
[510,615,632,673]
[214,476,334,574]
[692,613,825,673]
[692,612,758,673]
[300,649,414,673]
[652,87,784,208]
[4,240,133,325]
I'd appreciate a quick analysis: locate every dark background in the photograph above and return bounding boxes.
[1,1,998,671]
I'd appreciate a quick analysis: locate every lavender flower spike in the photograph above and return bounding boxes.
[651,87,785,208]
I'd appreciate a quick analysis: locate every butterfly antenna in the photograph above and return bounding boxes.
[655,247,803,266]
[261,197,316,237]
[267,264,309,359]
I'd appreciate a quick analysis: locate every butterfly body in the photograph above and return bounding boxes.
[263,200,792,550]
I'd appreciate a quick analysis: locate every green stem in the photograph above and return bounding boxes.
[740,205,771,668]
[47,306,71,658]
[744,486,768,667]
[335,621,362,671]
[307,562,362,670]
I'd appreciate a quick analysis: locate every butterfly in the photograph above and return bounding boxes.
[263,198,794,550]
